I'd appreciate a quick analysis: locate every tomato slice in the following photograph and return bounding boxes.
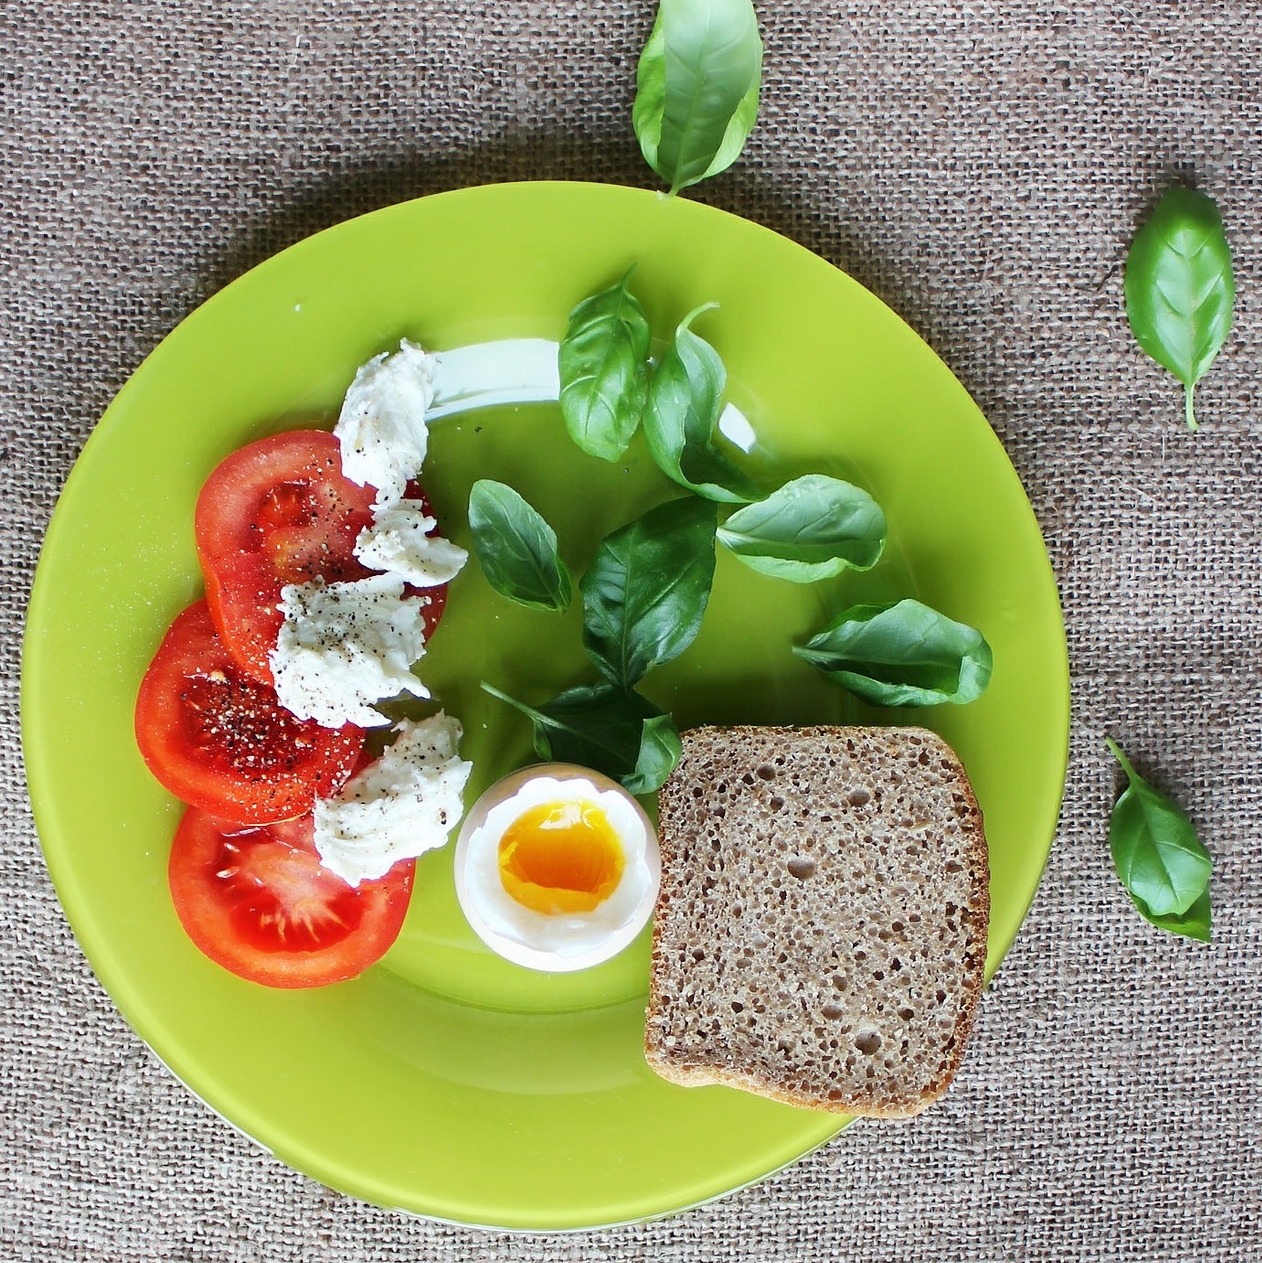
[168,808,414,987]
[195,429,447,683]
[135,601,363,823]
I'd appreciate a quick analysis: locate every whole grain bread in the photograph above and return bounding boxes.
[644,725,989,1118]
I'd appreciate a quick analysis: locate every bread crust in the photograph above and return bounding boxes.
[644,724,989,1117]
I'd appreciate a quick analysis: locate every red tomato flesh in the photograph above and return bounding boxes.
[135,601,363,823]
[169,808,414,988]
[195,430,378,683]
[194,430,449,683]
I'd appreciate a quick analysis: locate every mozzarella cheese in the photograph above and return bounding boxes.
[334,338,435,505]
[354,498,468,587]
[270,573,431,729]
[314,713,472,887]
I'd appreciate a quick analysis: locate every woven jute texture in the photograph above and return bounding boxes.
[4,3,1259,1259]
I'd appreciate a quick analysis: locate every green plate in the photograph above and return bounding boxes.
[22,182,1068,1230]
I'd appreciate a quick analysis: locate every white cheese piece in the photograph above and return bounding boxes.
[334,338,436,505]
[270,573,431,729]
[354,498,468,588]
[314,713,473,886]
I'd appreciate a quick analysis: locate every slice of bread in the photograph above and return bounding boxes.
[644,725,989,1118]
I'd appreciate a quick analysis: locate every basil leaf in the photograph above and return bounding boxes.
[558,271,652,461]
[480,681,681,793]
[632,0,763,194]
[624,712,684,795]
[717,474,887,582]
[467,480,572,612]
[643,305,757,504]
[1130,888,1212,943]
[794,598,992,707]
[580,495,719,689]
[1105,737,1212,924]
[1124,186,1235,431]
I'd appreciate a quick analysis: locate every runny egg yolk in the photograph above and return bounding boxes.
[497,800,625,915]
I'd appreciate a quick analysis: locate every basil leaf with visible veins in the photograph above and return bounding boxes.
[794,598,992,707]
[632,0,763,194]
[558,271,652,462]
[468,480,572,612]
[1124,186,1235,431]
[481,681,681,793]
[717,474,887,582]
[643,305,757,504]
[1106,736,1212,937]
[581,495,719,690]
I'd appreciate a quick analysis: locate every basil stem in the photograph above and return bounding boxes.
[467,480,572,613]
[558,270,652,462]
[794,598,992,707]
[642,304,757,504]
[580,495,719,690]
[717,474,887,582]
[480,681,681,794]
[1124,186,1234,431]
[1105,736,1212,940]
[632,0,763,195]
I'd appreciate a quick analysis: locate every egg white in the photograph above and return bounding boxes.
[453,768,660,973]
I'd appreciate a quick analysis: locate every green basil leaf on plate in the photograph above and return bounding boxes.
[558,271,652,461]
[1105,736,1212,930]
[1124,186,1234,431]
[480,681,681,793]
[643,304,757,504]
[468,479,572,612]
[624,712,684,795]
[794,598,992,707]
[716,474,887,582]
[632,0,763,194]
[580,495,719,690]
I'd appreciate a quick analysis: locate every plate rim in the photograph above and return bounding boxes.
[21,179,1070,1229]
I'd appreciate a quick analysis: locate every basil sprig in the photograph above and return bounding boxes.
[1105,737,1212,941]
[794,598,992,707]
[481,682,682,795]
[632,0,763,195]
[558,271,651,461]
[643,305,757,504]
[1124,186,1235,431]
[581,496,719,689]
[717,474,887,582]
[468,480,572,612]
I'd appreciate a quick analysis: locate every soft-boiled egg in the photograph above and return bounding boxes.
[453,764,661,972]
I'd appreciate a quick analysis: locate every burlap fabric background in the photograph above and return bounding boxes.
[4,3,1259,1259]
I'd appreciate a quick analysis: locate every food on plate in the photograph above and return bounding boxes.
[168,807,414,988]
[644,725,989,1117]
[270,572,435,729]
[134,600,364,824]
[195,428,451,688]
[335,338,435,502]
[314,712,473,887]
[454,764,661,972]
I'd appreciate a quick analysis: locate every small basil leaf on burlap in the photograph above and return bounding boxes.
[1105,736,1212,928]
[580,495,719,689]
[632,0,763,194]
[716,474,887,582]
[1129,888,1212,943]
[558,271,652,461]
[480,681,680,792]
[468,480,572,612]
[1124,186,1234,431]
[643,305,757,504]
[793,598,992,707]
